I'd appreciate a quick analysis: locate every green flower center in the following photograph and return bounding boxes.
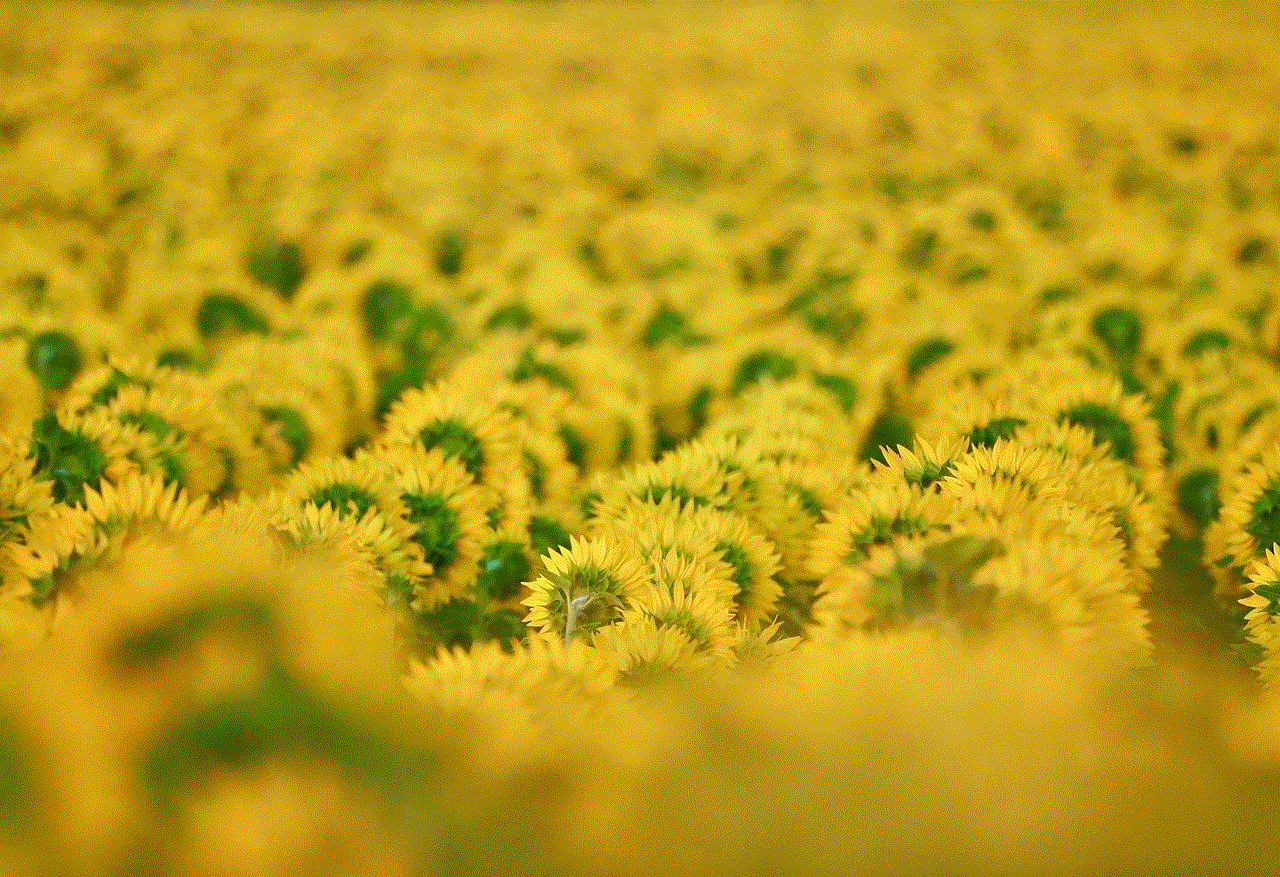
[1246,480,1280,556]
[418,419,485,478]
[26,330,80,391]
[477,541,530,602]
[966,417,1027,449]
[261,406,311,466]
[1057,403,1136,464]
[905,459,955,490]
[1176,468,1220,529]
[196,291,271,338]
[402,492,460,575]
[156,348,198,370]
[549,564,624,639]
[308,483,378,519]
[523,450,546,503]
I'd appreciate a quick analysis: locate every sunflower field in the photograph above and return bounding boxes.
[1,2,1280,874]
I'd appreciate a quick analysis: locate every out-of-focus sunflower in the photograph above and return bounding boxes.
[589,611,716,686]
[0,337,43,441]
[267,496,428,617]
[5,473,213,628]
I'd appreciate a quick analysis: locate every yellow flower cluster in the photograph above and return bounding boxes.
[0,2,1279,874]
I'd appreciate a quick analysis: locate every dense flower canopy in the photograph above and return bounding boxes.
[0,2,1278,875]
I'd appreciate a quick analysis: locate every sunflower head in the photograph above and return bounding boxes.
[523,536,648,643]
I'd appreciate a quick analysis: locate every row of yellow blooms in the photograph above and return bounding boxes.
[0,3,1279,875]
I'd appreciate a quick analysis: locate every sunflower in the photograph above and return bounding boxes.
[997,353,1167,497]
[99,379,254,498]
[738,453,870,583]
[377,445,491,608]
[248,387,331,475]
[967,507,1152,668]
[0,437,54,563]
[57,356,161,416]
[912,388,1036,454]
[590,434,757,522]
[808,477,946,576]
[1240,548,1280,687]
[939,438,1078,507]
[211,331,375,455]
[5,473,213,620]
[26,405,150,506]
[405,635,615,717]
[282,453,405,525]
[873,436,971,493]
[589,611,715,686]
[631,551,736,661]
[1206,446,1280,599]
[267,495,429,614]
[731,619,801,667]
[378,379,529,513]
[523,536,650,644]
[701,375,867,467]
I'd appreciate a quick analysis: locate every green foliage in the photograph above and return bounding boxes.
[966,417,1027,449]
[906,337,955,379]
[1246,480,1280,556]
[362,280,415,341]
[477,541,531,602]
[435,227,466,277]
[1058,403,1136,464]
